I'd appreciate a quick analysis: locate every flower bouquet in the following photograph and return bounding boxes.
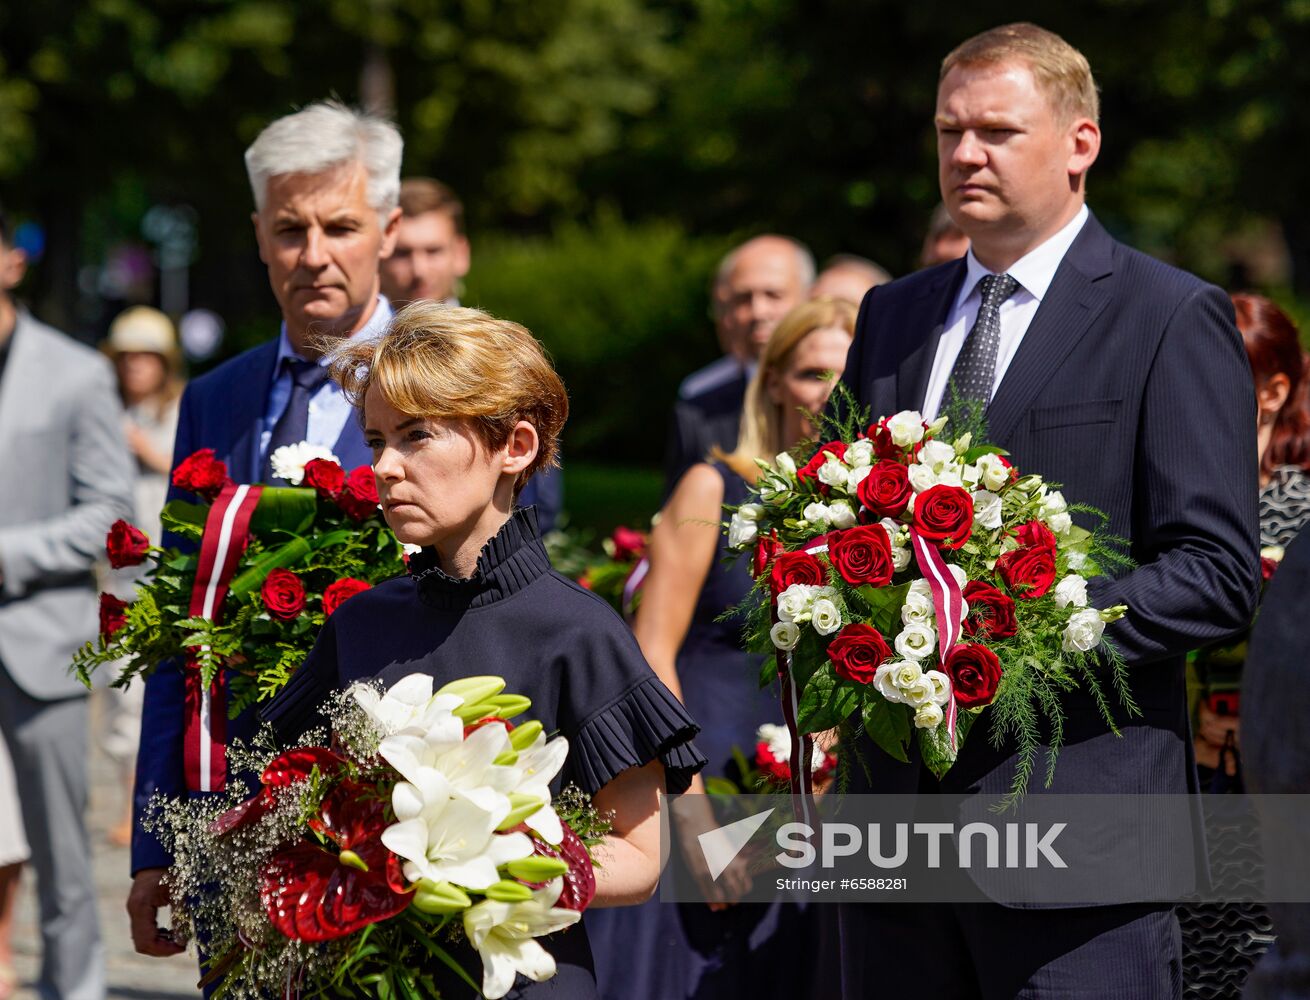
[544,523,649,618]
[702,723,838,797]
[726,399,1136,802]
[148,672,607,1000]
[75,444,406,716]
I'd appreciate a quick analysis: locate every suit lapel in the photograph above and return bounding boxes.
[897,260,967,412]
[226,340,280,482]
[984,215,1116,445]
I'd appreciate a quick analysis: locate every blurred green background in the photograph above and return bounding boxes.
[3,0,1308,530]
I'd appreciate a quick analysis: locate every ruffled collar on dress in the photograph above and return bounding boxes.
[406,506,552,610]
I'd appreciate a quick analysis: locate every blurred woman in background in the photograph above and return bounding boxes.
[589,297,856,1000]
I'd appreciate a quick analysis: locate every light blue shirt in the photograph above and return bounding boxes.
[260,295,394,458]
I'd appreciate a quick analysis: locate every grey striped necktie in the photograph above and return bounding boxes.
[941,272,1020,413]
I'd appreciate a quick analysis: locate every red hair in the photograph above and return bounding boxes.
[1233,293,1310,478]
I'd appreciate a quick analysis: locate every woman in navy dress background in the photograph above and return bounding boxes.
[263,303,705,998]
[588,298,856,1000]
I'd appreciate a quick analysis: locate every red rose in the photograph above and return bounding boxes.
[261,568,306,620]
[1262,556,1281,582]
[610,526,647,562]
[913,484,975,550]
[866,418,926,461]
[336,466,380,521]
[172,448,230,500]
[753,531,784,578]
[302,458,346,497]
[756,742,792,785]
[961,580,1018,639]
[995,520,1058,599]
[827,525,896,587]
[769,550,827,596]
[105,519,150,569]
[323,577,371,616]
[944,643,1003,708]
[796,441,848,490]
[1013,520,1057,553]
[856,460,913,518]
[99,593,130,638]
[826,624,893,684]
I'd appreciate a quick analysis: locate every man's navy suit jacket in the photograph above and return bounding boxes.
[839,212,1262,798]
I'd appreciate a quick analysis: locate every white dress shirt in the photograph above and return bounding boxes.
[261,295,394,457]
[921,204,1089,421]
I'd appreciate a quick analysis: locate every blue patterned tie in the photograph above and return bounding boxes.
[262,358,331,482]
[941,272,1020,413]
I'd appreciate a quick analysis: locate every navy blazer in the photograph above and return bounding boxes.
[839,212,1261,798]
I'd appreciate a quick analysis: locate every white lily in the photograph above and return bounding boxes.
[504,732,570,844]
[381,767,533,889]
[381,722,520,815]
[350,674,465,739]
[464,879,583,999]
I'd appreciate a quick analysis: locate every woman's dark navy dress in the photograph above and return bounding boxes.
[587,463,815,1000]
[262,508,705,999]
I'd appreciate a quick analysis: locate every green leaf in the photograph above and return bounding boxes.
[161,499,209,528]
[962,443,1009,463]
[797,667,860,733]
[861,696,911,763]
[855,582,910,636]
[704,776,741,795]
[249,487,318,534]
[228,537,313,596]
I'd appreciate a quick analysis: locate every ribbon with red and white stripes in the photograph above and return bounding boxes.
[908,527,964,750]
[184,482,263,792]
[621,556,650,618]
[776,642,817,827]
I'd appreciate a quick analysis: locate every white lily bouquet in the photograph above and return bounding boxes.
[145,673,608,999]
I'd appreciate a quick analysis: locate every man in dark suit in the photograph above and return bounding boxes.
[663,234,813,495]
[836,23,1260,998]
[126,100,402,960]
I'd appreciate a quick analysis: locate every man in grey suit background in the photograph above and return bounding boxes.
[0,202,134,1000]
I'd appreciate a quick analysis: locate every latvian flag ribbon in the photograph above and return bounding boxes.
[183,482,263,793]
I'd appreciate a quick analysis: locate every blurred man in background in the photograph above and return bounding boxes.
[919,201,971,267]
[0,200,134,1000]
[810,253,892,305]
[379,177,469,306]
[664,234,813,493]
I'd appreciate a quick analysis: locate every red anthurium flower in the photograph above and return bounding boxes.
[525,821,596,912]
[261,780,411,941]
[211,747,345,836]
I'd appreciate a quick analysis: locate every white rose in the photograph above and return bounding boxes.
[776,585,816,623]
[846,465,873,494]
[973,490,1003,531]
[902,675,937,706]
[770,621,801,651]
[1053,574,1089,609]
[269,442,340,486]
[775,452,798,477]
[1040,489,1068,517]
[885,410,926,448]
[974,453,1011,492]
[909,578,933,600]
[757,723,791,761]
[914,701,945,730]
[1067,550,1089,571]
[818,460,849,488]
[918,439,957,473]
[924,669,952,706]
[895,624,936,661]
[845,439,874,468]
[727,512,759,549]
[948,564,968,589]
[810,598,843,636]
[891,660,924,690]
[1047,511,1073,535]
[1061,608,1105,653]
[828,501,858,529]
[803,502,831,525]
[873,664,905,703]
[908,463,938,494]
[892,547,912,572]
[901,589,935,625]
[953,432,973,455]
[737,503,763,522]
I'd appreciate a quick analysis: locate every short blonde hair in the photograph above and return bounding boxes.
[716,297,857,482]
[941,23,1099,124]
[330,303,568,488]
